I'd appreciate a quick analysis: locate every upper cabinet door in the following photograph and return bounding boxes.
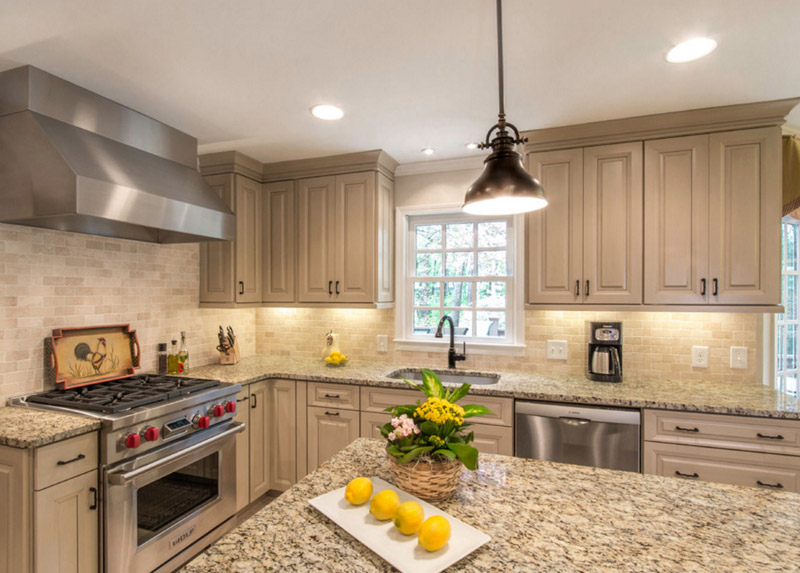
[200,174,235,303]
[376,172,394,303]
[526,148,584,304]
[333,172,375,303]
[262,180,296,303]
[583,142,643,304]
[644,135,710,304]
[708,127,781,305]
[234,175,263,303]
[298,176,336,302]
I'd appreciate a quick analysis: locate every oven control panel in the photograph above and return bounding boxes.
[162,417,191,439]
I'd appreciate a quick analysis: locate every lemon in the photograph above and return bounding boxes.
[344,477,373,506]
[393,501,425,535]
[369,489,401,520]
[418,515,451,552]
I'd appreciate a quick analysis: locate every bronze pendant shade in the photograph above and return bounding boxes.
[463,0,547,215]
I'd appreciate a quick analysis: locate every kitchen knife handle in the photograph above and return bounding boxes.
[712,278,718,296]
[328,280,333,295]
[675,471,699,479]
[239,281,245,295]
[335,281,340,295]
[700,278,706,296]
[575,280,580,296]
[89,487,97,510]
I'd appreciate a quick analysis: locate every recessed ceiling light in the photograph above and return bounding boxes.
[465,142,480,150]
[666,38,717,63]
[421,147,435,156]
[310,104,344,120]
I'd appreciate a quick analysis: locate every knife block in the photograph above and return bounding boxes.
[219,340,241,365]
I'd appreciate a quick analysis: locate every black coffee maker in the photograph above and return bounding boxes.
[587,322,622,383]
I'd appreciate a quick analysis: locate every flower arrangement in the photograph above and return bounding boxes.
[380,369,490,470]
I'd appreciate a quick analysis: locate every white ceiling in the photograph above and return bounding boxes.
[2,0,800,166]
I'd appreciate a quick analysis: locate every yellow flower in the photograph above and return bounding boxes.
[414,397,465,426]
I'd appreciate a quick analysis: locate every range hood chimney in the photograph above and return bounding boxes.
[0,66,236,243]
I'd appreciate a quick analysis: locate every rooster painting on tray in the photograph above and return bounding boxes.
[74,337,108,374]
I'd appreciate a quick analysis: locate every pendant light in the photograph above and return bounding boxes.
[463,0,547,215]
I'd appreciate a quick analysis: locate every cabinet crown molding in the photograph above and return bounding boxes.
[199,150,263,180]
[523,97,800,152]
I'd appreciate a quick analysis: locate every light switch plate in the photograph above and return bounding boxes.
[546,340,568,361]
[730,346,748,369]
[377,334,389,353]
[691,346,709,368]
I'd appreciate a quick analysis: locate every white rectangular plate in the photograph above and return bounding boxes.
[309,477,490,573]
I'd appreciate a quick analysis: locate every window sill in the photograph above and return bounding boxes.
[393,339,526,356]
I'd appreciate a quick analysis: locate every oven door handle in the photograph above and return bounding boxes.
[107,422,245,486]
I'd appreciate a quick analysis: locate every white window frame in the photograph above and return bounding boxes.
[771,216,800,397]
[394,203,526,356]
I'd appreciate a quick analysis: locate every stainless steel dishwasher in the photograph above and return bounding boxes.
[515,401,641,472]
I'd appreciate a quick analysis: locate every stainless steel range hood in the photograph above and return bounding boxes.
[0,66,235,243]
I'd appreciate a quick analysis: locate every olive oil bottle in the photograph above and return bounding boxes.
[167,339,179,375]
[178,331,189,374]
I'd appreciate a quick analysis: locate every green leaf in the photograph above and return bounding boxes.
[387,445,402,456]
[465,431,474,444]
[447,383,471,403]
[385,405,417,417]
[420,368,444,398]
[400,444,418,452]
[462,404,491,418]
[447,443,479,470]
[399,446,434,464]
[448,434,465,444]
[419,421,438,435]
[379,426,390,438]
[433,449,456,461]
[402,378,424,393]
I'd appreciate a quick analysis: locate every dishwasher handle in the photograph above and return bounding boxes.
[559,416,591,426]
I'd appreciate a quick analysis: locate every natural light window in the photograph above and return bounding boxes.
[776,216,799,397]
[404,212,517,346]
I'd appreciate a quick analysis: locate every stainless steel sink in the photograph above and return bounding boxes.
[388,369,500,386]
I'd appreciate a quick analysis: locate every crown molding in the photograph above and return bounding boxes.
[261,149,398,181]
[198,150,262,180]
[395,155,485,177]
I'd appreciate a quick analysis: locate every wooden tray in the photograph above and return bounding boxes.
[45,324,140,389]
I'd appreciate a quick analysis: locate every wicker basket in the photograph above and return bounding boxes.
[388,452,462,501]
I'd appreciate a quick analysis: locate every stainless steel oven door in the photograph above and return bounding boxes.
[104,421,244,573]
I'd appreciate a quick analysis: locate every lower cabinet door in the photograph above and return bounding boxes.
[643,442,800,492]
[307,406,359,472]
[360,411,391,439]
[270,380,298,492]
[249,381,270,501]
[34,469,98,573]
[233,388,251,512]
[471,425,514,456]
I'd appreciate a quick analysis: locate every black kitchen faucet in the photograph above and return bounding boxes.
[435,315,467,369]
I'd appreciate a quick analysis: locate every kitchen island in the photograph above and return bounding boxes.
[182,438,800,572]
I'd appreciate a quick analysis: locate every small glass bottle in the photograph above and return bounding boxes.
[167,339,179,375]
[178,331,189,374]
[157,343,168,375]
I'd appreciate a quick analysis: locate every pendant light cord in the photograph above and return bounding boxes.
[496,0,505,123]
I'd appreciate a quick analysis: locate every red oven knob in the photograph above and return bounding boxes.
[225,401,236,414]
[195,415,211,429]
[212,404,225,418]
[143,426,160,442]
[125,433,141,449]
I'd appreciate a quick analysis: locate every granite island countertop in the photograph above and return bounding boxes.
[182,438,800,572]
[0,406,100,448]
[187,355,800,419]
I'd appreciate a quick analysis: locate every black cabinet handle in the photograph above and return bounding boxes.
[700,278,706,296]
[757,480,784,489]
[325,411,340,416]
[324,393,340,398]
[57,453,86,466]
[335,281,340,295]
[756,433,784,440]
[712,278,718,296]
[239,281,244,295]
[585,280,590,296]
[237,396,249,403]
[89,487,97,510]
[675,426,699,433]
[575,280,580,297]
[675,471,699,479]
[328,280,333,295]
[251,395,257,408]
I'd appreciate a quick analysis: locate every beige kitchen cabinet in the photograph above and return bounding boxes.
[233,387,250,512]
[262,180,296,303]
[644,128,781,305]
[471,425,514,456]
[269,379,298,491]
[360,411,391,440]
[307,406,360,472]
[298,171,393,304]
[526,142,643,305]
[248,380,270,501]
[34,469,98,573]
[199,173,263,303]
[643,409,800,491]
[0,445,30,573]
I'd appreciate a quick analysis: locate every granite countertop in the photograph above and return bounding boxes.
[183,438,800,572]
[187,355,800,419]
[0,407,100,448]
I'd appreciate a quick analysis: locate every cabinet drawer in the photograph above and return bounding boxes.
[644,409,800,456]
[472,425,514,456]
[360,411,391,440]
[308,382,359,410]
[35,432,98,491]
[643,441,800,493]
[360,386,513,427]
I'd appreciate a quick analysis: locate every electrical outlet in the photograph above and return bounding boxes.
[691,346,709,368]
[730,346,748,369]
[377,334,389,353]
[546,340,568,361]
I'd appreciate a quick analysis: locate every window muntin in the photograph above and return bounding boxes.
[408,213,513,343]
[776,217,799,397]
